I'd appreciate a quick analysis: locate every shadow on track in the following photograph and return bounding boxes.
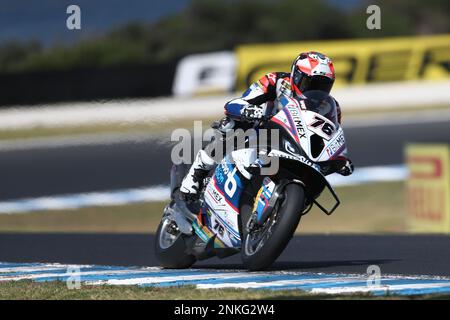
[196,259,399,271]
[3,233,450,276]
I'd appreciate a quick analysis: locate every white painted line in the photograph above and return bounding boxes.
[196,276,367,289]
[0,269,155,282]
[1,80,450,131]
[87,273,256,286]
[0,186,170,214]
[0,132,169,152]
[0,265,73,273]
[0,96,226,131]
[310,282,450,294]
[3,262,450,296]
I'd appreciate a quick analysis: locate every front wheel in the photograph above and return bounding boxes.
[241,183,305,271]
[155,216,196,269]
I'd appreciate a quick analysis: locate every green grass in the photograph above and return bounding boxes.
[1,280,446,300]
[300,181,406,234]
[0,182,406,234]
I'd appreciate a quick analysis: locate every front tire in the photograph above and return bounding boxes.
[241,183,305,271]
[155,216,196,269]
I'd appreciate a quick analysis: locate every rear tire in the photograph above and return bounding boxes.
[241,183,305,271]
[155,217,196,269]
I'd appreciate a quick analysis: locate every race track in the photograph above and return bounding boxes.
[2,115,450,296]
[1,233,450,277]
[3,233,450,295]
[2,119,450,200]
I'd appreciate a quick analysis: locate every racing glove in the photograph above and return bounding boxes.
[211,116,235,135]
[338,159,354,176]
[240,104,264,122]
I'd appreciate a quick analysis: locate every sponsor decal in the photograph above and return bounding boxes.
[215,166,225,185]
[278,78,291,96]
[212,216,226,237]
[268,150,320,171]
[309,115,335,140]
[406,144,450,233]
[286,104,306,139]
[236,34,450,90]
[284,140,297,155]
[221,162,231,175]
[326,133,346,157]
[211,188,222,203]
[173,51,236,97]
[298,155,316,168]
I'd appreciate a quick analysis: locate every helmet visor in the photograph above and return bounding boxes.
[293,71,334,94]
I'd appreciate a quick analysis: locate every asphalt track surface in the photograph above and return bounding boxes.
[1,233,450,277]
[2,120,450,201]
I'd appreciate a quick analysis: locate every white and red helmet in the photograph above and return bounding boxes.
[290,51,335,96]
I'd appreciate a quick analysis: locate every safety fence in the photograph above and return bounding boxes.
[174,34,450,96]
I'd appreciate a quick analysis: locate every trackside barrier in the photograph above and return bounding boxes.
[172,51,237,97]
[406,144,450,233]
[236,34,450,90]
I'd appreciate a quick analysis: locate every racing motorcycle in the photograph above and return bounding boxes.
[155,90,348,271]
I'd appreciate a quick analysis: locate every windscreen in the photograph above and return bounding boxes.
[297,90,338,125]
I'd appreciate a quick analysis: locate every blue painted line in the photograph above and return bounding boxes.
[32,270,243,283]
[13,268,251,283]
[257,278,450,293]
[0,186,169,214]
[3,262,450,296]
[378,287,450,296]
[140,273,365,288]
[0,262,44,269]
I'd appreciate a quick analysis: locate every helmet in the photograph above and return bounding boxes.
[290,51,335,97]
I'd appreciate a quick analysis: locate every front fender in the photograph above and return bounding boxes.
[266,150,340,215]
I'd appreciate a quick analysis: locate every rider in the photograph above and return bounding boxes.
[180,51,354,198]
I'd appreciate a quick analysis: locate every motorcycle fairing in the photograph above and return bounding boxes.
[196,148,263,249]
[270,97,303,145]
[191,209,230,249]
[273,94,348,163]
[197,155,245,248]
[321,126,346,160]
[210,160,242,214]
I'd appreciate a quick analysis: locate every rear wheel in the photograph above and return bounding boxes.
[241,183,305,271]
[155,215,196,269]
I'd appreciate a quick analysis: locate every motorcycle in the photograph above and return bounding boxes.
[155,90,348,271]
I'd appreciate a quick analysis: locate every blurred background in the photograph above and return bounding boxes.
[1,0,450,235]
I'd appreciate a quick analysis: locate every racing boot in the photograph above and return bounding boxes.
[180,149,215,200]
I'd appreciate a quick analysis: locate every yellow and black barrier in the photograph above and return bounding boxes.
[235,34,450,90]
